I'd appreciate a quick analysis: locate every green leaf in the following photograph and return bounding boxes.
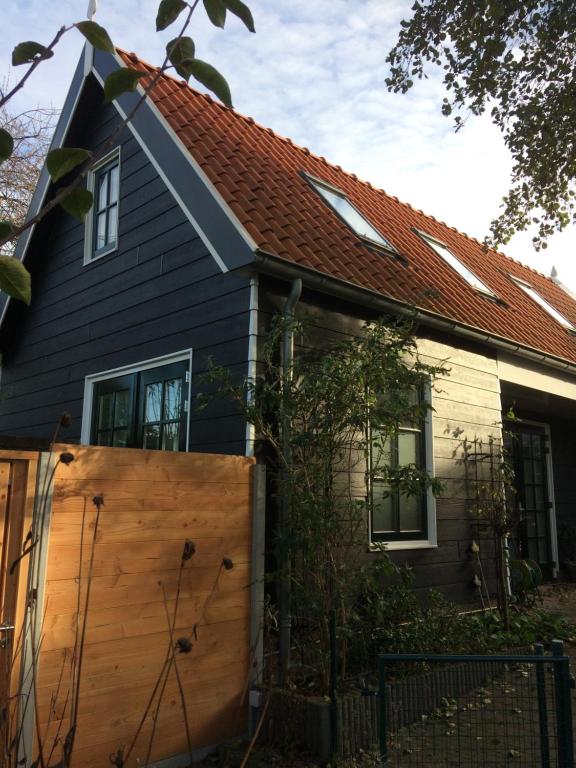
[203,0,227,28]
[223,0,255,32]
[156,0,187,31]
[59,189,93,220]
[103,68,147,102]
[12,41,53,66]
[75,21,115,53]
[0,222,14,241]
[166,37,195,79]
[188,59,232,107]
[0,129,14,163]
[46,148,92,183]
[0,256,31,305]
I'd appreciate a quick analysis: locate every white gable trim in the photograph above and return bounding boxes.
[91,66,229,273]
[0,51,89,330]
[134,66,259,255]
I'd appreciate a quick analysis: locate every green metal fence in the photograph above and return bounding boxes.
[378,641,574,767]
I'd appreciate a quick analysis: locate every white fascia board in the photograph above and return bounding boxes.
[91,49,257,273]
[0,47,90,331]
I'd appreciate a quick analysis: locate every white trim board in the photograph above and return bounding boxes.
[80,349,193,449]
[90,67,228,274]
[245,275,259,457]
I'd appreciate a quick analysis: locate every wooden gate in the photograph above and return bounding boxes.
[0,444,261,768]
[0,452,38,768]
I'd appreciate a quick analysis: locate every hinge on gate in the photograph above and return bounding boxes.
[184,400,189,413]
[185,371,190,383]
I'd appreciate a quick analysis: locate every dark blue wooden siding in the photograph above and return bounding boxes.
[0,76,250,455]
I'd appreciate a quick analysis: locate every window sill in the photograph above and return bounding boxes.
[83,244,118,266]
[369,540,437,552]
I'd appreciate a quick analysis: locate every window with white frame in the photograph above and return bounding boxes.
[368,388,435,545]
[418,231,496,298]
[88,358,190,451]
[511,276,575,331]
[85,149,120,262]
[305,174,397,252]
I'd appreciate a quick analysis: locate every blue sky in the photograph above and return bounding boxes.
[4,0,576,290]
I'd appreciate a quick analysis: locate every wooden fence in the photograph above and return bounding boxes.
[0,444,260,768]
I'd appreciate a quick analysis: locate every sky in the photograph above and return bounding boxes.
[3,0,576,291]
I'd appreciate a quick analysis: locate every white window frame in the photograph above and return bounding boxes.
[368,383,437,551]
[304,172,398,253]
[510,276,575,331]
[84,146,121,265]
[417,229,496,298]
[81,349,193,449]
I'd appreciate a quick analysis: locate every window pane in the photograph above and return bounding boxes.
[144,382,163,423]
[97,172,108,211]
[143,424,160,449]
[163,378,182,421]
[114,389,130,427]
[98,393,113,430]
[371,431,391,475]
[109,164,119,203]
[398,430,419,466]
[313,182,393,248]
[107,204,118,246]
[96,212,107,250]
[96,430,112,446]
[372,484,394,533]
[162,422,180,451]
[399,494,421,532]
[423,235,494,296]
[112,429,128,447]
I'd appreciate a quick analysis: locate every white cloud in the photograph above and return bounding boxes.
[3,0,575,289]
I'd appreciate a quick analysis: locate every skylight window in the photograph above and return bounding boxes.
[306,175,396,251]
[511,277,575,330]
[419,232,495,297]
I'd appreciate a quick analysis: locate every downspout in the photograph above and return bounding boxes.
[278,278,302,686]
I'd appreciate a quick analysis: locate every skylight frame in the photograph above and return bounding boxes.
[303,172,398,254]
[510,276,576,331]
[416,230,496,299]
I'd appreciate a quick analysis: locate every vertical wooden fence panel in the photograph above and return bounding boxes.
[34,444,255,768]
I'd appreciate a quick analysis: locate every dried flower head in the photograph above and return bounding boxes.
[59,412,72,428]
[92,494,105,508]
[182,539,196,562]
[176,636,192,654]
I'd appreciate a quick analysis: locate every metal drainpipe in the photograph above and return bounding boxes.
[278,278,302,686]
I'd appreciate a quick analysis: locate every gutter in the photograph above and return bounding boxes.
[254,250,576,378]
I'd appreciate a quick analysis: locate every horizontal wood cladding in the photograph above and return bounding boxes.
[258,279,503,603]
[36,443,255,766]
[0,78,251,454]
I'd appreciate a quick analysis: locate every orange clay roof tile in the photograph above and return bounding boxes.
[118,50,576,366]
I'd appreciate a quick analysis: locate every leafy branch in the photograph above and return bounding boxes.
[0,0,255,304]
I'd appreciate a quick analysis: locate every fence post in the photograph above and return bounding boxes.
[378,656,387,764]
[552,639,574,768]
[329,608,339,760]
[535,643,550,768]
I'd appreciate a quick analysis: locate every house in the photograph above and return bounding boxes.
[1,44,576,603]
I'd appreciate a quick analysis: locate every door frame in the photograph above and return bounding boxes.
[507,418,559,578]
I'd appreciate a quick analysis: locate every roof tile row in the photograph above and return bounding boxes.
[120,51,576,366]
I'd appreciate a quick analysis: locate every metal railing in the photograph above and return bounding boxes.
[378,641,574,767]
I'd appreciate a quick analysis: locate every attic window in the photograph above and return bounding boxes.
[305,174,396,252]
[418,231,496,298]
[511,276,575,330]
